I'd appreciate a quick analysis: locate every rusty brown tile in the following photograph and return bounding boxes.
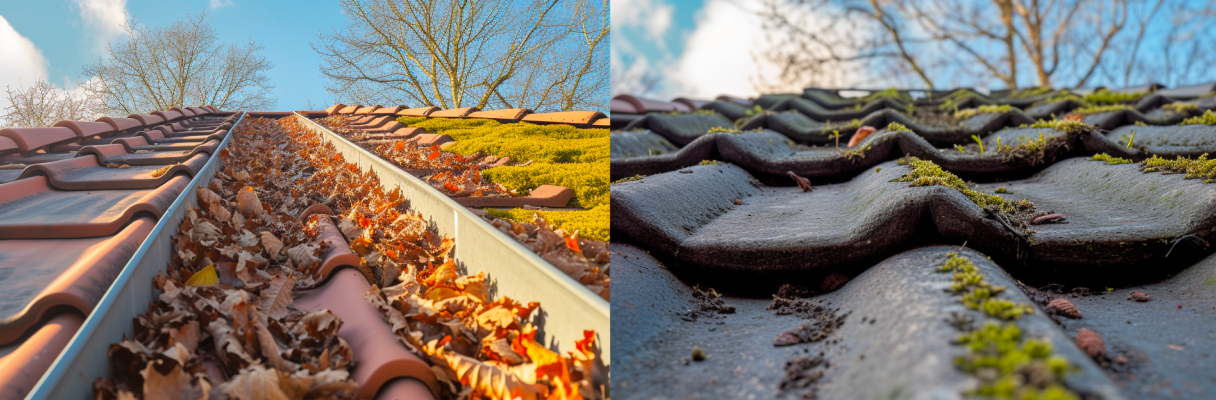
[0,313,84,399]
[309,215,362,280]
[126,114,166,126]
[355,105,382,114]
[95,141,221,166]
[362,121,405,134]
[613,94,684,113]
[372,106,406,115]
[0,216,156,344]
[0,137,18,156]
[111,136,215,153]
[353,115,395,129]
[375,379,436,400]
[0,127,80,154]
[52,121,117,139]
[521,110,607,125]
[0,175,188,239]
[611,98,639,114]
[17,152,209,190]
[397,106,439,117]
[467,108,532,122]
[151,109,185,121]
[326,104,347,114]
[410,134,454,147]
[169,107,195,117]
[454,184,575,208]
[293,268,440,399]
[96,117,144,132]
[339,105,362,114]
[428,107,478,118]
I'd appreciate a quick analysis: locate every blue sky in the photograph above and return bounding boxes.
[614,0,1216,100]
[0,0,348,111]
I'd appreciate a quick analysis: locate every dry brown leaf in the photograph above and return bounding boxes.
[150,165,173,178]
[140,361,206,400]
[216,364,292,400]
[198,187,221,205]
[286,243,322,272]
[235,186,265,216]
[259,231,284,259]
[259,274,296,320]
[209,201,232,224]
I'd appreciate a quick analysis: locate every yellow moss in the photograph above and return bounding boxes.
[954,105,1015,120]
[486,204,609,242]
[1181,110,1216,125]
[1091,153,1133,165]
[1084,89,1145,105]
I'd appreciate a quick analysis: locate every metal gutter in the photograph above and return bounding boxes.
[291,113,610,362]
[27,111,247,400]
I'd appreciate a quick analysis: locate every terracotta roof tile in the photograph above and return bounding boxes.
[326,104,347,114]
[309,215,362,281]
[0,175,188,239]
[428,107,478,118]
[592,118,611,127]
[169,107,195,117]
[612,94,686,113]
[610,98,639,114]
[372,106,406,115]
[397,106,439,117]
[375,379,436,400]
[293,269,440,399]
[0,313,84,399]
[351,115,395,129]
[0,216,156,344]
[355,105,381,114]
[0,137,19,156]
[127,113,166,126]
[96,117,144,132]
[715,95,753,105]
[151,109,185,121]
[467,108,532,122]
[52,121,117,139]
[17,152,208,190]
[410,133,455,147]
[0,127,80,153]
[521,110,606,125]
[674,97,711,110]
[338,105,361,114]
[454,184,575,208]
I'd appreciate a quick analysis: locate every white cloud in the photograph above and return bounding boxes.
[612,0,673,43]
[73,0,129,51]
[669,0,870,98]
[210,0,235,9]
[0,15,49,94]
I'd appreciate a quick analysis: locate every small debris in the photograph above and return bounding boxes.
[733,198,742,205]
[683,285,735,319]
[691,348,707,361]
[1030,213,1066,224]
[773,311,850,346]
[819,272,850,292]
[786,171,812,192]
[1128,291,1151,302]
[1046,298,1081,319]
[776,284,810,299]
[779,354,825,398]
[1076,328,1106,359]
[1115,355,1127,364]
[1168,344,1184,351]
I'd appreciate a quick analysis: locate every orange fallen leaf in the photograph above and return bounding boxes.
[394,141,406,151]
[427,150,441,160]
[564,231,581,253]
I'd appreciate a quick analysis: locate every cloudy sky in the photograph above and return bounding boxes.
[0,0,348,111]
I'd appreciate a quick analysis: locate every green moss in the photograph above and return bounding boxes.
[861,88,912,103]
[743,105,764,118]
[995,187,1007,193]
[1163,102,1198,114]
[1091,153,1133,165]
[613,174,646,184]
[1141,153,1216,182]
[885,122,910,132]
[954,323,1079,400]
[1027,119,1093,135]
[1180,110,1216,125]
[894,158,1018,213]
[827,118,863,130]
[1084,89,1145,105]
[486,204,609,242]
[395,116,609,237]
[1008,86,1053,98]
[707,126,742,134]
[954,105,1015,120]
[1072,104,1133,115]
[1031,91,1086,107]
[842,143,872,161]
[699,160,721,166]
[938,254,1079,400]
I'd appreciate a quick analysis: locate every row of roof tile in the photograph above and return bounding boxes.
[322,103,611,127]
[0,106,233,397]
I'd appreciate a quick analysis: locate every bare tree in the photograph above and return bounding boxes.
[314,0,608,111]
[756,0,1215,90]
[2,78,102,128]
[82,13,276,115]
